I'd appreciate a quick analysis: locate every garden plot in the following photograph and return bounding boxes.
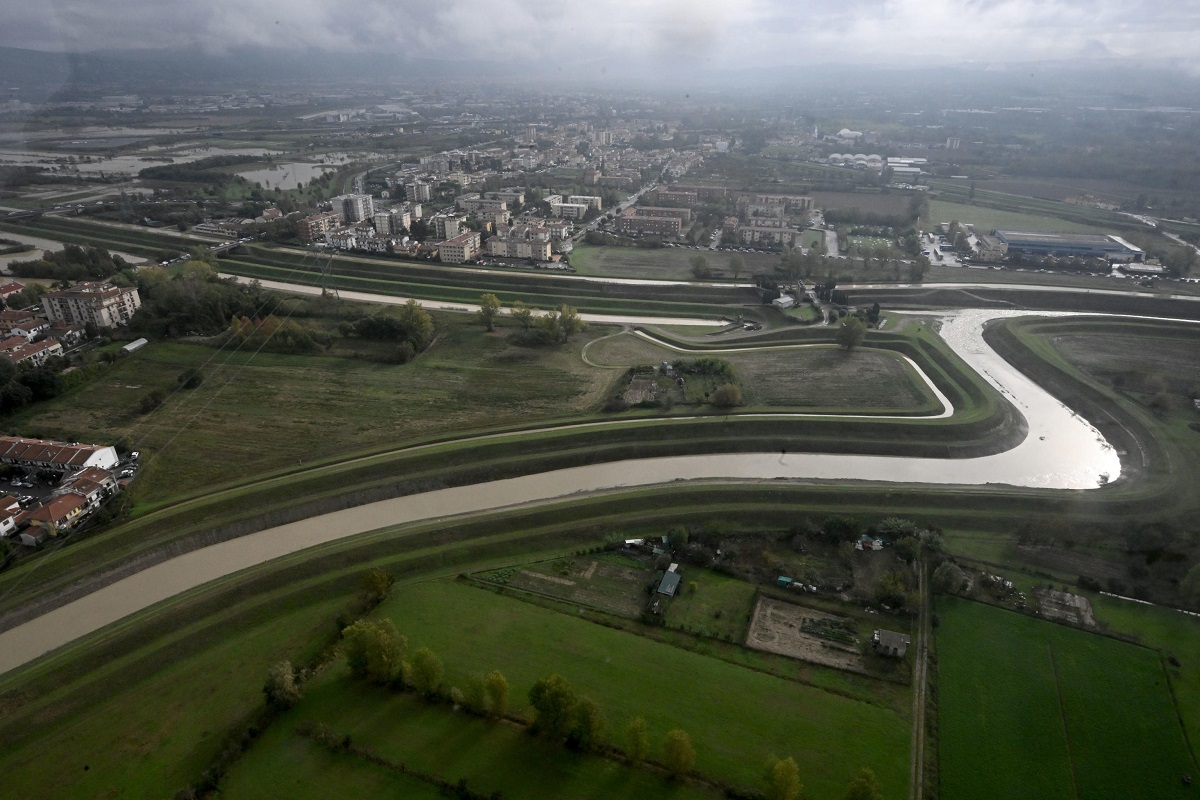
[746,596,867,673]
[481,555,652,617]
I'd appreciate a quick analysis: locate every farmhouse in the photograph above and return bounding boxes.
[872,629,910,658]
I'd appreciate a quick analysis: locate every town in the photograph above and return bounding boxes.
[0,27,1199,800]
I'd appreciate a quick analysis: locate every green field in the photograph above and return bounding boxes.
[367,579,910,798]
[937,597,1196,800]
[568,243,777,281]
[847,236,895,255]
[11,313,613,504]
[926,200,1106,235]
[1090,594,1200,753]
[226,688,717,800]
[585,332,941,412]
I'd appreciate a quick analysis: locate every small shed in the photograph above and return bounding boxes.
[122,338,148,354]
[872,629,911,658]
[657,570,682,597]
[777,576,793,588]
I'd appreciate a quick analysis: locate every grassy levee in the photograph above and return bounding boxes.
[217,247,761,315]
[0,217,198,257]
[642,323,993,420]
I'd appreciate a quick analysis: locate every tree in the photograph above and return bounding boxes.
[139,388,167,414]
[557,304,585,343]
[510,300,534,330]
[397,299,435,350]
[766,756,802,800]
[690,254,712,279]
[711,383,742,408]
[341,618,406,684]
[843,768,884,800]
[528,674,579,740]
[933,561,967,594]
[1181,561,1200,607]
[409,647,445,696]
[361,568,394,604]
[263,660,303,708]
[662,729,695,778]
[836,317,867,351]
[626,717,650,764]
[729,253,745,279]
[567,695,607,751]
[484,669,510,718]
[477,292,502,332]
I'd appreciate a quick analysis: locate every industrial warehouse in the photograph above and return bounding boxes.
[992,231,1145,262]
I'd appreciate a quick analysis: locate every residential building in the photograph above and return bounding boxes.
[335,194,375,224]
[487,225,552,261]
[19,492,89,538]
[872,629,910,658]
[0,310,50,340]
[0,494,19,538]
[567,195,603,211]
[0,338,63,367]
[43,282,141,329]
[405,181,432,202]
[438,231,482,264]
[634,206,692,223]
[0,282,25,303]
[431,213,467,240]
[297,211,341,243]
[0,435,119,471]
[615,208,682,237]
[550,202,589,220]
[737,225,800,248]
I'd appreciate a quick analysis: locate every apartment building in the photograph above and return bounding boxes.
[297,211,341,243]
[438,231,482,264]
[336,194,375,224]
[486,225,552,261]
[43,283,141,329]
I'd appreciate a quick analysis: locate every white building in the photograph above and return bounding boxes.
[43,283,141,329]
[336,194,375,224]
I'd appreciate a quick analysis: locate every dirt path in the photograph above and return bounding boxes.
[909,559,930,800]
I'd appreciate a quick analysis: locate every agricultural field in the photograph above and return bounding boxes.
[479,552,654,618]
[937,597,1196,800]
[584,333,939,412]
[367,579,910,798]
[9,312,616,505]
[925,199,1105,235]
[568,243,778,281]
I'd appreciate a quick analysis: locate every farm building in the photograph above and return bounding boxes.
[872,629,911,658]
[657,565,682,597]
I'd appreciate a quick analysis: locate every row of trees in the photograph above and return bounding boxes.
[477,293,585,345]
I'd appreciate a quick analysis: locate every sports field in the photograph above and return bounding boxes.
[937,597,1196,800]
[926,200,1105,235]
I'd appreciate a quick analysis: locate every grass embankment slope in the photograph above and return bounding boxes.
[924,199,1106,234]
[937,597,1195,800]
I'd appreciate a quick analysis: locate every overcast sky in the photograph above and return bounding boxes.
[3,0,1199,73]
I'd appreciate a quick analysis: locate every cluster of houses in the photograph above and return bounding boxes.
[0,281,141,367]
[0,435,128,547]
